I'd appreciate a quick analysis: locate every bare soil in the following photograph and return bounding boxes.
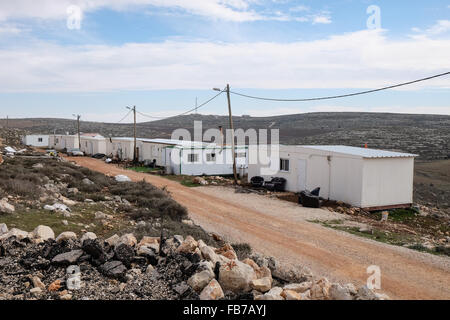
[66,156,450,300]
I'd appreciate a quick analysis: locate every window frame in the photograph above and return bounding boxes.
[280,158,290,172]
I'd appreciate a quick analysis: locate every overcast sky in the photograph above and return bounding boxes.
[0,0,449,122]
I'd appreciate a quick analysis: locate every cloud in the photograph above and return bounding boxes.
[0,29,449,93]
[0,0,262,22]
[411,20,450,36]
[312,15,332,24]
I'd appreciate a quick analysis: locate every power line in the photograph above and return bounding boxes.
[136,90,225,121]
[116,109,133,123]
[229,71,450,102]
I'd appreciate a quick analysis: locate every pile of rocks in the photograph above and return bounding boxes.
[0,224,389,300]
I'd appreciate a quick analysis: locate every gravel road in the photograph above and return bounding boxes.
[67,157,450,300]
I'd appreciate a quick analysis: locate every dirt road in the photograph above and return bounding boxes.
[68,157,450,300]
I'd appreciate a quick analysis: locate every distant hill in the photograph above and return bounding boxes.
[1,112,449,160]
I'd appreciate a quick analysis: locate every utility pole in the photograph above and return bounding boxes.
[127,106,137,163]
[226,84,238,184]
[73,114,81,149]
[5,115,8,145]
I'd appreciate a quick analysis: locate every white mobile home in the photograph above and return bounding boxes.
[22,135,49,148]
[80,134,107,155]
[248,145,417,209]
[49,134,79,151]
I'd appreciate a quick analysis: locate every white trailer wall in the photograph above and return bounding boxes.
[49,135,79,151]
[361,157,414,208]
[80,137,107,155]
[169,146,248,176]
[22,135,49,147]
[107,138,135,160]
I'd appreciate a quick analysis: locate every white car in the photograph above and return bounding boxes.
[67,148,84,156]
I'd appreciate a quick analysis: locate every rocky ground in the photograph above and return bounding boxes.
[0,224,388,300]
[0,143,390,300]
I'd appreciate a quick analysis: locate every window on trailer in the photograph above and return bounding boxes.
[206,153,216,162]
[188,153,198,163]
[280,158,290,172]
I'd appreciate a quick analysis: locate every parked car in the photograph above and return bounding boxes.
[67,148,84,156]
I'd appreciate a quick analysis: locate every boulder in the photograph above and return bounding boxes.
[250,277,272,293]
[80,232,97,244]
[100,260,127,280]
[0,199,15,213]
[55,231,77,243]
[177,236,198,254]
[31,225,55,241]
[329,283,354,300]
[356,285,377,300]
[254,287,284,300]
[82,178,94,185]
[95,211,113,220]
[193,177,208,185]
[60,197,77,206]
[215,243,238,260]
[105,234,120,246]
[281,289,304,300]
[52,250,84,265]
[188,269,215,292]
[199,279,224,300]
[67,188,79,194]
[243,258,272,279]
[114,175,131,182]
[283,282,312,293]
[218,260,257,293]
[114,243,135,266]
[48,280,62,292]
[310,278,331,300]
[0,228,30,241]
[138,236,159,248]
[118,233,137,247]
[0,223,8,235]
[31,276,46,290]
[200,244,221,264]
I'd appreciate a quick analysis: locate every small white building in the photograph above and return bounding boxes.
[80,134,107,156]
[22,135,49,148]
[49,134,79,151]
[248,145,417,210]
[106,137,136,160]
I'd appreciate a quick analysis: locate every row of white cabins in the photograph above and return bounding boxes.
[23,133,417,210]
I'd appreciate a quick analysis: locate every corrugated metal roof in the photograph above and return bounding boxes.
[302,145,418,158]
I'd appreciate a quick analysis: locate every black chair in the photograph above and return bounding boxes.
[299,190,321,208]
[264,177,287,192]
[250,176,265,188]
[310,187,321,197]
